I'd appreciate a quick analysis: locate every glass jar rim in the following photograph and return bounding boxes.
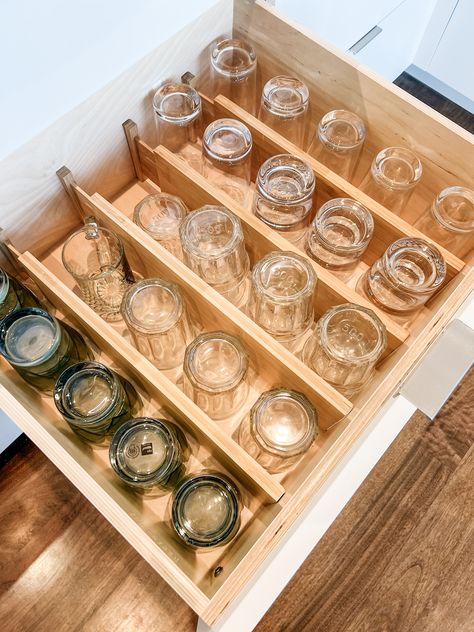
[371,146,423,191]
[121,278,183,333]
[152,82,202,125]
[133,193,188,239]
[317,110,366,151]
[256,153,315,205]
[382,237,446,294]
[202,118,253,162]
[261,75,309,118]
[251,251,316,303]
[0,268,10,303]
[180,206,244,260]
[432,186,474,233]
[312,198,374,253]
[62,225,125,280]
[211,38,257,77]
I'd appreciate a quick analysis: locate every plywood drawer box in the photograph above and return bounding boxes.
[0,0,472,626]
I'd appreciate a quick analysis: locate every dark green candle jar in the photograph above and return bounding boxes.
[0,268,41,321]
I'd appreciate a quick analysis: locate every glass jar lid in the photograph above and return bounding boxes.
[121,278,183,334]
[0,307,61,367]
[134,193,188,240]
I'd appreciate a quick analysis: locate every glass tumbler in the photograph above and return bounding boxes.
[306,198,374,271]
[0,268,40,321]
[360,147,423,214]
[210,37,257,114]
[54,361,141,444]
[253,154,315,245]
[183,331,249,420]
[259,76,310,147]
[238,388,318,473]
[309,110,366,181]
[303,303,387,397]
[414,186,474,260]
[134,193,188,260]
[180,206,250,307]
[62,221,134,322]
[249,251,316,348]
[0,307,91,392]
[121,278,194,370]
[202,118,252,206]
[359,237,447,315]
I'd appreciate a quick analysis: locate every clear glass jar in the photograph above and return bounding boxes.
[414,186,474,260]
[121,278,194,371]
[306,198,374,271]
[133,193,188,260]
[171,471,241,549]
[253,154,315,245]
[237,388,318,473]
[109,417,189,495]
[359,237,447,315]
[308,110,365,181]
[303,303,387,397]
[54,361,141,444]
[183,331,249,420]
[180,206,250,307]
[210,37,257,114]
[202,118,253,206]
[258,76,309,147]
[248,251,316,348]
[0,268,40,321]
[360,147,423,213]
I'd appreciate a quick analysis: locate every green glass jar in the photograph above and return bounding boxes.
[0,268,40,321]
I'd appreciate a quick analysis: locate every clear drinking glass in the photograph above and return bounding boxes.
[414,186,474,260]
[360,147,423,213]
[306,198,374,271]
[62,221,135,322]
[183,331,249,420]
[303,303,387,397]
[210,37,257,114]
[258,76,310,147]
[109,417,189,495]
[248,251,316,348]
[153,81,203,171]
[309,110,366,181]
[54,361,141,444]
[253,154,316,245]
[358,237,447,315]
[171,471,241,549]
[134,193,188,260]
[0,268,41,321]
[121,278,194,371]
[180,206,250,307]
[237,388,318,473]
[202,118,253,206]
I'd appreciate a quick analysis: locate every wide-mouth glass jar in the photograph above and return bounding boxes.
[210,38,257,114]
[0,268,40,321]
[259,75,310,147]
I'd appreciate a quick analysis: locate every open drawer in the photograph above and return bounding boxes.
[0,0,473,626]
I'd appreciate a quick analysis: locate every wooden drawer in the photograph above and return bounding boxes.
[0,0,472,626]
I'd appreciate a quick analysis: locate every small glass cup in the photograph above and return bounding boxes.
[54,361,141,444]
[133,193,188,260]
[258,76,309,147]
[358,237,447,315]
[171,471,241,549]
[253,154,315,245]
[0,307,91,392]
[306,198,374,271]
[360,147,423,213]
[309,110,366,181]
[0,268,41,321]
[109,417,189,495]
[303,303,387,397]
[238,388,318,473]
[62,221,135,322]
[183,331,249,420]
[180,206,250,307]
[249,251,316,348]
[210,37,257,114]
[121,278,194,371]
[414,186,474,260]
[202,118,253,206]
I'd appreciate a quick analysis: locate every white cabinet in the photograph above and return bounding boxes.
[0,412,21,452]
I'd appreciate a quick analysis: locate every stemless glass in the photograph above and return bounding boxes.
[121,278,194,371]
[54,361,141,444]
[0,268,40,321]
[183,331,249,420]
[237,388,318,473]
[309,110,365,180]
[62,221,134,322]
[210,38,257,114]
[202,118,252,206]
[259,76,310,147]
[360,147,423,213]
[180,206,250,307]
[253,154,316,245]
[249,251,316,348]
[414,186,474,259]
[134,193,188,260]
[358,237,447,315]
[306,198,374,271]
[303,303,387,397]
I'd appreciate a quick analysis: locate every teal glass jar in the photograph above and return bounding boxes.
[0,268,40,321]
